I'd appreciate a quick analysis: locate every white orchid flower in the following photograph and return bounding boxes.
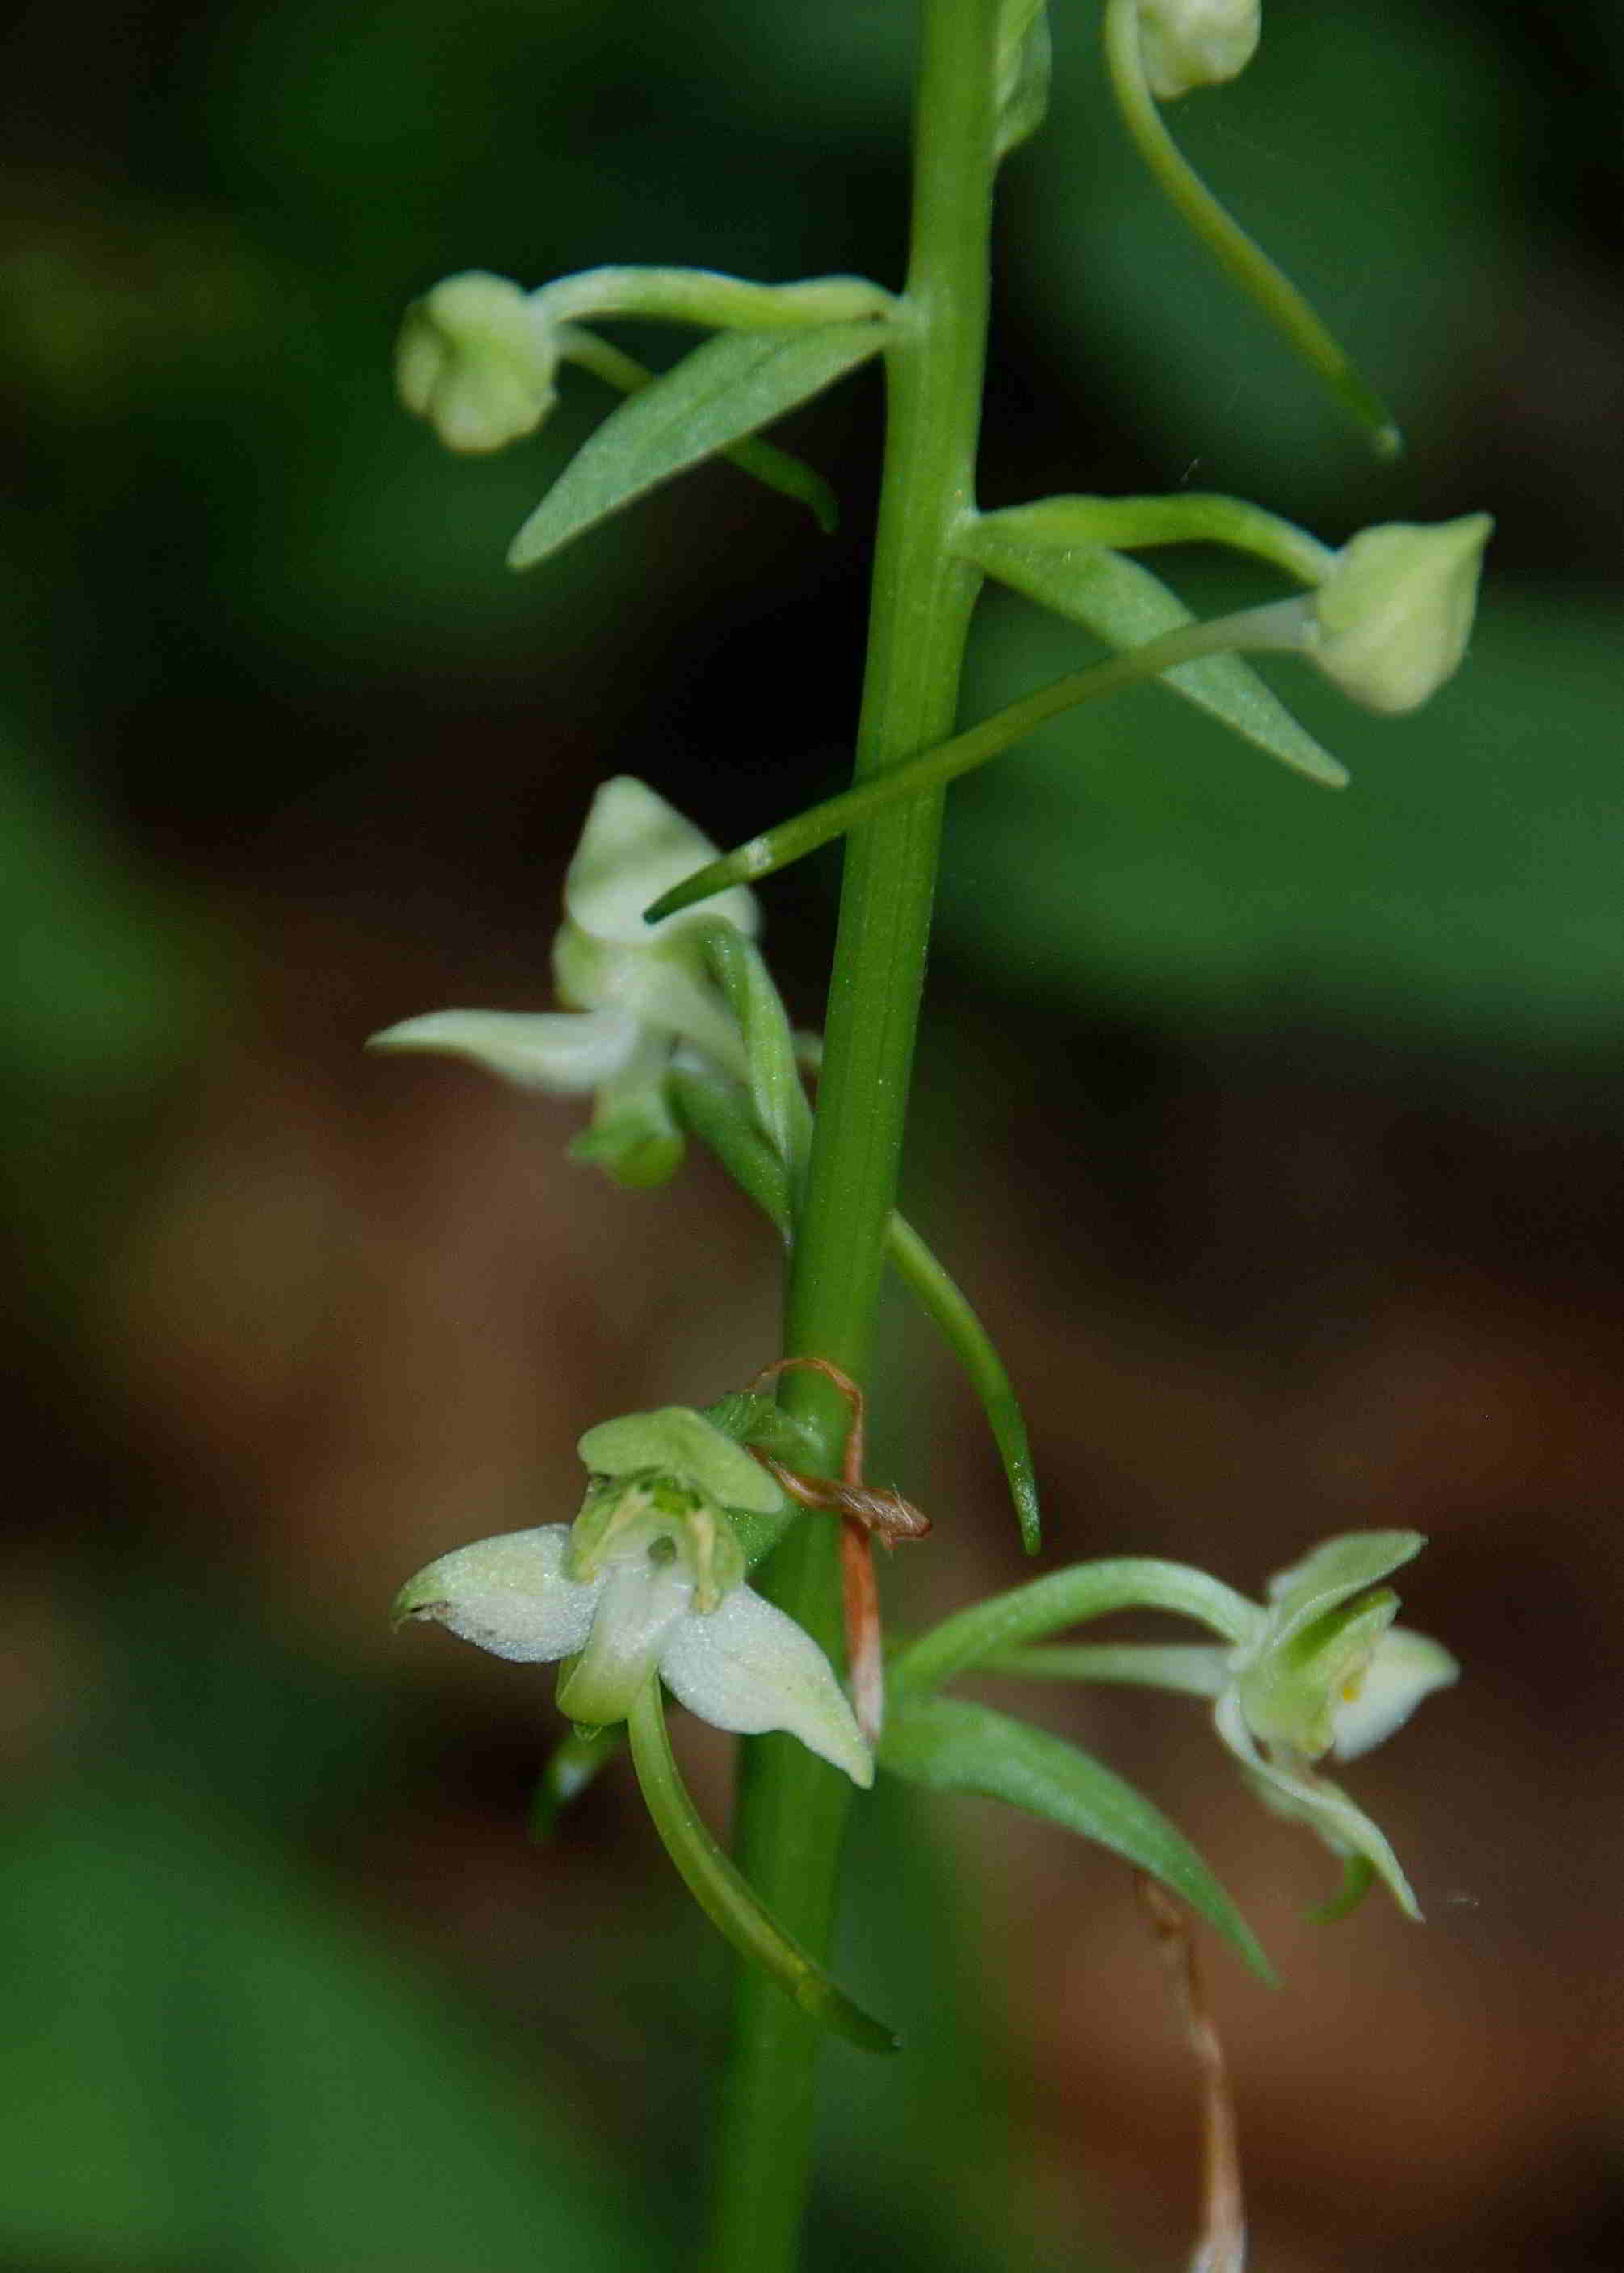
[369,776,759,1185]
[1215,1531,1458,1915]
[393,1406,872,1788]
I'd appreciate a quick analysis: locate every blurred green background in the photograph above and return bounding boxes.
[5,2,1622,2267]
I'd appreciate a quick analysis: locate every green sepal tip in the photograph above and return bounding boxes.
[528,1723,623,1841]
[1307,1852,1376,1924]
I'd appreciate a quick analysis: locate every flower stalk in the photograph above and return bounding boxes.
[705,6,1005,2267]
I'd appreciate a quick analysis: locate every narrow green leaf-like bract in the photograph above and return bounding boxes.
[509,323,886,571]
[880,1693,1271,1977]
[884,1213,1041,1554]
[970,524,1349,787]
[558,326,840,533]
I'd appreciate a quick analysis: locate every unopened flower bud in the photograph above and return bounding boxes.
[396,270,556,453]
[1135,0,1260,101]
[1310,514,1492,715]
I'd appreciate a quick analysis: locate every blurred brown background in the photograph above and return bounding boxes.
[3,2,1622,2267]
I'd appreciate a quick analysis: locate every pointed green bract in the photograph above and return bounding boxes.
[993,0,1051,158]
[879,1693,1271,1978]
[558,326,840,533]
[697,922,816,1190]
[968,523,1349,787]
[667,1061,795,1237]
[509,324,887,571]
[884,1213,1041,1554]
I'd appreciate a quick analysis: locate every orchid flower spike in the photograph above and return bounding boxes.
[1135,0,1260,100]
[1215,1532,1458,1915]
[393,1406,872,1787]
[368,777,758,1186]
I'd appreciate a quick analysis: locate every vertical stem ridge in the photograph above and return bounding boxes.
[706,6,1004,2269]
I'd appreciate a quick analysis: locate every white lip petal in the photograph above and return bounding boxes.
[556,1562,696,1726]
[394,1524,601,1662]
[611,955,754,1079]
[564,776,759,946]
[659,1583,874,1787]
[367,1005,641,1092]
[1331,1628,1459,1763]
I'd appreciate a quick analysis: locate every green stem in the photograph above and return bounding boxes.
[704,6,1004,2270]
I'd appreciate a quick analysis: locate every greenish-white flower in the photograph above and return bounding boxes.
[396,270,557,454]
[1307,515,1493,714]
[1135,0,1261,100]
[369,777,758,1186]
[393,1407,872,1787]
[1189,513,1492,719]
[1215,1531,1458,1915]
